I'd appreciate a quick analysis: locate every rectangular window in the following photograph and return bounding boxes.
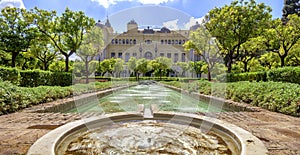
[174,53,178,63]
[125,53,130,62]
[182,53,186,62]
[160,53,164,57]
[111,52,115,58]
[118,52,123,58]
[167,53,171,58]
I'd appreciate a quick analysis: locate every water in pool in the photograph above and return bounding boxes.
[65,84,225,114]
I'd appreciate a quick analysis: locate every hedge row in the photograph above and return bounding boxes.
[0,81,115,115]
[216,67,300,84]
[0,66,72,87]
[162,81,300,116]
[216,72,267,82]
[268,67,300,84]
[0,67,20,85]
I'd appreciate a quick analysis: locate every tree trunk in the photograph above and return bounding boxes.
[11,52,18,67]
[227,59,232,73]
[207,67,212,81]
[280,56,285,67]
[65,56,69,72]
[44,62,48,71]
[85,61,89,84]
[159,69,162,80]
[243,61,248,72]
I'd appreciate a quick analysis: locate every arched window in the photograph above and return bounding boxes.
[130,39,133,44]
[168,40,171,44]
[119,39,122,44]
[122,39,125,44]
[161,40,164,44]
[165,40,167,44]
[111,39,114,44]
[144,51,153,60]
[175,40,178,44]
[172,40,174,44]
[126,39,129,44]
[133,39,136,44]
[115,39,118,44]
[179,40,182,45]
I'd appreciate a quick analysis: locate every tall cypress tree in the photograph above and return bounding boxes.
[282,0,300,24]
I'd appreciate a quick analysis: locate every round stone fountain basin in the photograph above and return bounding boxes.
[27,112,267,155]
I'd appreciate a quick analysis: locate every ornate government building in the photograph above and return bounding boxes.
[96,19,200,63]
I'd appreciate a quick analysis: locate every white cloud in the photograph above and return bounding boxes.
[184,17,205,29]
[0,0,25,9]
[91,0,174,8]
[163,19,179,30]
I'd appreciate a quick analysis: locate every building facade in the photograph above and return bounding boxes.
[96,19,201,63]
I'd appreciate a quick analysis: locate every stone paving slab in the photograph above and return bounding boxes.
[0,97,299,154]
[216,111,300,155]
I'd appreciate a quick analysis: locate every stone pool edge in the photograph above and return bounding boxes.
[27,111,268,155]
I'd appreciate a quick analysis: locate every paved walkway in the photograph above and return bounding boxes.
[0,96,299,154]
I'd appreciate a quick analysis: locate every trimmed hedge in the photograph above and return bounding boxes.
[216,67,300,85]
[162,80,300,116]
[0,67,72,87]
[268,67,300,84]
[0,66,20,85]
[48,72,73,87]
[0,81,116,115]
[216,72,266,82]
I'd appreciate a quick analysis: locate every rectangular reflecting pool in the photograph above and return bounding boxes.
[64,84,231,114]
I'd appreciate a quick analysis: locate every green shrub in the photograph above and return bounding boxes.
[0,67,72,87]
[0,66,20,85]
[49,72,73,86]
[19,70,72,87]
[0,81,118,115]
[20,70,50,87]
[0,81,20,115]
[162,80,300,116]
[216,72,267,82]
[217,67,300,85]
[267,67,300,84]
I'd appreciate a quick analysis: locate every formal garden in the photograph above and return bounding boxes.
[0,0,299,154]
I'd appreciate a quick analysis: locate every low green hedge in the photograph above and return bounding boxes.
[0,66,20,85]
[217,67,300,85]
[162,81,300,116]
[0,67,72,87]
[268,67,300,84]
[216,72,267,82]
[0,81,115,115]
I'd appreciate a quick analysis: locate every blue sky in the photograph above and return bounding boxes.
[0,0,284,32]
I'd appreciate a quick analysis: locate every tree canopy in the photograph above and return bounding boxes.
[282,0,300,24]
[205,0,272,73]
[0,7,36,67]
[32,7,95,72]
